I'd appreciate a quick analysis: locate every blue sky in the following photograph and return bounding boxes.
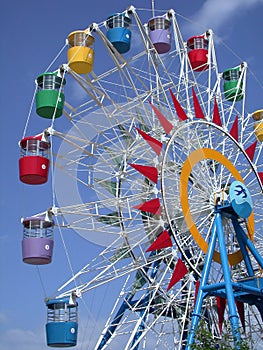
[1,0,263,349]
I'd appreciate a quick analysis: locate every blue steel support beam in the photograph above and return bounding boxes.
[186,220,218,349]
[233,218,255,277]
[186,201,263,350]
[232,217,263,269]
[215,212,241,349]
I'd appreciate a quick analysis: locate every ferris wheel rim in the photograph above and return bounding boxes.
[160,118,262,273]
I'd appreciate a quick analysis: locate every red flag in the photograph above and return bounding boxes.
[194,280,200,306]
[129,163,158,184]
[146,230,172,252]
[136,128,162,155]
[212,97,222,127]
[235,301,245,331]
[169,88,188,121]
[192,87,205,119]
[245,141,257,162]
[216,297,226,333]
[149,102,173,134]
[230,116,239,141]
[134,198,161,216]
[167,258,188,291]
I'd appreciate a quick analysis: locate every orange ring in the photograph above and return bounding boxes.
[180,148,254,265]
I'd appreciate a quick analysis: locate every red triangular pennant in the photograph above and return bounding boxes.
[146,230,172,252]
[129,163,158,184]
[216,297,226,333]
[194,280,200,306]
[169,88,188,121]
[212,97,222,127]
[134,198,161,216]
[167,258,188,291]
[235,301,245,331]
[230,116,239,141]
[192,87,205,119]
[149,102,173,134]
[245,141,257,161]
[135,128,162,155]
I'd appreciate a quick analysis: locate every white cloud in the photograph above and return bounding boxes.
[186,0,263,34]
[0,316,118,350]
[0,328,47,350]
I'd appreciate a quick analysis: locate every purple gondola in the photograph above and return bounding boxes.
[22,216,54,265]
[148,16,171,54]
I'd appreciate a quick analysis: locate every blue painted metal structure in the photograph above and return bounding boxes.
[96,251,184,350]
[186,194,263,349]
[96,252,161,350]
[96,182,263,350]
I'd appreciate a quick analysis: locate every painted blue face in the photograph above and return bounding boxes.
[229,180,253,218]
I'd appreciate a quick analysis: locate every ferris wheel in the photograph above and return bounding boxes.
[19,4,263,350]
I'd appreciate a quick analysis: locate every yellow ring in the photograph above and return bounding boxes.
[180,148,254,265]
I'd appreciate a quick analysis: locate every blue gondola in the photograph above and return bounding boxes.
[106,13,132,54]
[46,297,78,347]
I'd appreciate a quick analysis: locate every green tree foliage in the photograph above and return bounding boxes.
[190,319,251,350]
